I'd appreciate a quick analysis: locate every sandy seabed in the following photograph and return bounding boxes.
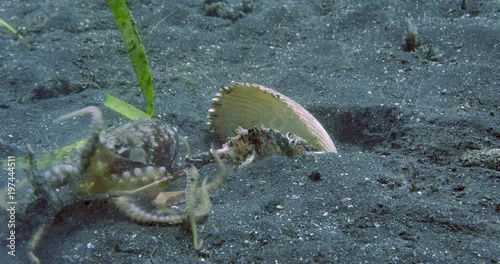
[0,0,499,263]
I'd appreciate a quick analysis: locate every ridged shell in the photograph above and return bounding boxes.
[208,82,337,153]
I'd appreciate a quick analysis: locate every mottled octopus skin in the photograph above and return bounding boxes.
[37,111,192,224]
[79,118,182,196]
[106,118,180,168]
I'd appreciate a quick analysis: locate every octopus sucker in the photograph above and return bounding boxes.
[112,196,186,224]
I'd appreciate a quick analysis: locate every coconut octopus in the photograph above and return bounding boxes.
[23,106,225,263]
[19,82,337,263]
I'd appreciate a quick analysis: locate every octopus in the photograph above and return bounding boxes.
[19,83,337,263]
[22,106,226,263]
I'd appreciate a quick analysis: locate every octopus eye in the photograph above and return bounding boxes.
[129,148,147,163]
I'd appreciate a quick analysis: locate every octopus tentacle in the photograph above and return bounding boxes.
[22,105,229,258]
[112,195,187,224]
[56,106,105,192]
[202,145,227,194]
[186,164,203,250]
[28,223,48,264]
[110,167,188,224]
[57,106,103,125]
[195,178,212,218]
[186,147,225,250]
[112,190,193,225]
[57,106,104,161]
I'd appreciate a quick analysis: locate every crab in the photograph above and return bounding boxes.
[22,106,226,263]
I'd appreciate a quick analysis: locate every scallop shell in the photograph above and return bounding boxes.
[208,82,337,153]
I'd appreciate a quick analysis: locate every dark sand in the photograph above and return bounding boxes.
[0,0,499,263]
